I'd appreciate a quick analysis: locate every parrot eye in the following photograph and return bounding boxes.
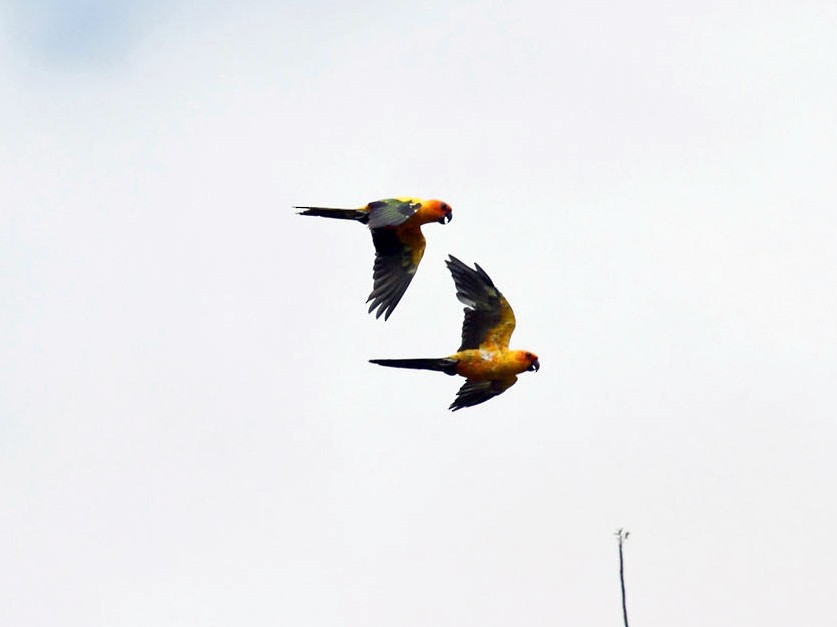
[437,202,453,224]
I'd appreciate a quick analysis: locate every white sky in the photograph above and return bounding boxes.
[2,1,836,625]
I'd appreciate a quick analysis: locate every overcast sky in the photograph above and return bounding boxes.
[2,1,836,625]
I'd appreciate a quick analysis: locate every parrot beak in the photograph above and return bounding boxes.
[438,212,452,224]
[528,359,540,372]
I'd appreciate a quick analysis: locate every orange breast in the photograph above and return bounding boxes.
[394,224,427,268]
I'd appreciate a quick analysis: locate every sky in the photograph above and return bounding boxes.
[1,1,836,625]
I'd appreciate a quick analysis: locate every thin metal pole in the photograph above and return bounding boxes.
[615,529,630,627]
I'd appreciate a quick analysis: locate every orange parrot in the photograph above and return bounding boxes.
[297,197,452,320]
[370,255,540,410]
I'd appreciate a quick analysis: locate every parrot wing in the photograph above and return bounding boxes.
[450,376,518,411]
[446,255,516,351]
[367,227,426,320]
[366,199,422,229]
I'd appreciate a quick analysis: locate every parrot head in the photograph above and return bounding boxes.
[509,350,540,372]
[524,351,540,372]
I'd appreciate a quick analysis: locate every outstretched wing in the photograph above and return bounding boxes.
[365,198,422,229]
[450,376,518,411]
[367,227,426,320]
[446,255,516,351]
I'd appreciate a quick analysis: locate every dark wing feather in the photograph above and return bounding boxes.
[449,376,517,411]
[367,228,424,320]
[366,199,421,229]
[446,255,516,351]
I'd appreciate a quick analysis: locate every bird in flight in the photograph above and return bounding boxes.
[297,197,453,320]
[370,255,539,410]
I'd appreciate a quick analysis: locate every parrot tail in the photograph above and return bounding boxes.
[296,206,369,222]
[369,358,458,376]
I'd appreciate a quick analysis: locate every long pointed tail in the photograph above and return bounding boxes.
[296,206,369,222]
[369,357,458,376]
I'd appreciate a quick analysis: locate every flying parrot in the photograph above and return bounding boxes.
[370,255,540,410]
[296,197,453,320]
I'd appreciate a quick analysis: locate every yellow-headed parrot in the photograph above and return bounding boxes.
[370,255,539,410]
[297,197,453,320]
